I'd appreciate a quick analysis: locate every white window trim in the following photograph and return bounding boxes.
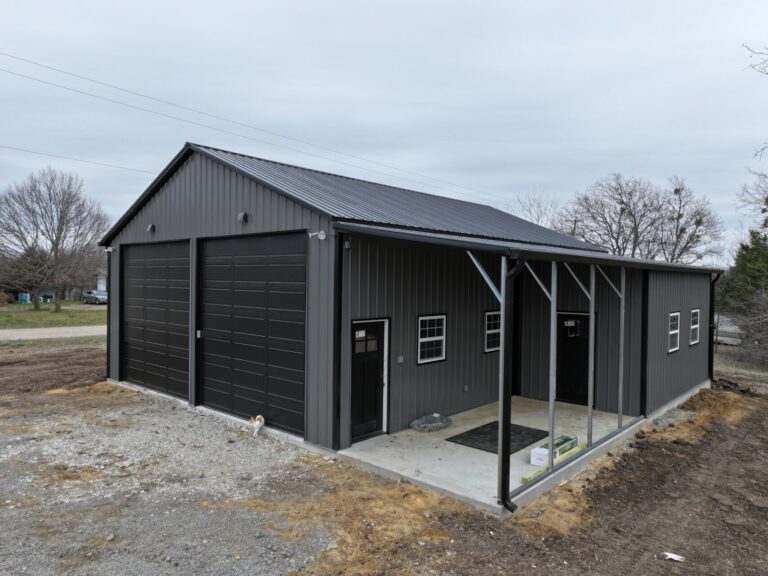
[485,310,501,352]
[417,314,446,364]
[690,308,701,346]
[668,312,680,353]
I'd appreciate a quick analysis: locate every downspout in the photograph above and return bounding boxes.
[500,258,525,513]
[105,247,112,380]
[708,273,721,382]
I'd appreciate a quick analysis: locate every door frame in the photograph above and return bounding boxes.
[555,311,592,406]
[351,318,390,434]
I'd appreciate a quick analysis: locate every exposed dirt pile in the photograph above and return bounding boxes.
[0,342,105,395]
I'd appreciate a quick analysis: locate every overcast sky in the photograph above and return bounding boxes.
[2,2,767,262]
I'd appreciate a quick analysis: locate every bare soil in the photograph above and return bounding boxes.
[2,344,767,575]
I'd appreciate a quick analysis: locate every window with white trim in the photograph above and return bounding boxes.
[690,308,700,345]
[485,311,501,352]
[668,312,680,353]
[418,314,446,364]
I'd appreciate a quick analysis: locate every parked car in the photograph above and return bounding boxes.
[82,290,108,305]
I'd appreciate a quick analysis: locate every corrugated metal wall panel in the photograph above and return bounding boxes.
[516,263,643,416]
[106,152,336,447]
[645,271,711,412]
[339,236,501,447]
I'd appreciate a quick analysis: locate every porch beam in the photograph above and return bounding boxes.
[618,267,626,429]
[525,262,552,301]
[564,262,590,300]
[547,262,558,471]
[596,264,621,298]
[587,264,595,446]
[467,251,502,303]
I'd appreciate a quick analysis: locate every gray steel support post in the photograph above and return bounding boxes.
[497,255,507,502]
[617,267,626,428]
[548,262,558,471]
[587,264,596,446]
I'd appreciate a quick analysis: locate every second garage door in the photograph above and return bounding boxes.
[198,233,306,435]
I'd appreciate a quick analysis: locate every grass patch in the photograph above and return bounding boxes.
[714,346,768,379]
[0,304,106,329]
[0,336,106,350]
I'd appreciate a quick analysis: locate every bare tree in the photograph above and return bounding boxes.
[746,45,768,158]
[560,174,664,259]
[0,167,110,311]
[656,177,724,264]
[512,191,565,231]
[558,173,722,263]
[739,170,768,229]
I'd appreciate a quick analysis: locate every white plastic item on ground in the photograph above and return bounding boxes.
[530,435,579,466]
[663,552,686,562]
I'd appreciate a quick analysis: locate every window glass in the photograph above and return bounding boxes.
[418,315,446,364]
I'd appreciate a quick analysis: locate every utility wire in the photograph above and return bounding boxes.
[0,66,465,196]
[0,144,155,174]
[0,50,493,199]
[0,61,510,205]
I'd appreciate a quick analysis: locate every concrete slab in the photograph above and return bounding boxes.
[339,396,624,512]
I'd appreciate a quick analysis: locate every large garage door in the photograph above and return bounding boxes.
[121,242,190,399]
[199,233,306,435]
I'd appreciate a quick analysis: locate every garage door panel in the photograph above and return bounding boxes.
[268,319,304,341]
[120,241,190,399]
[199,233,306,435]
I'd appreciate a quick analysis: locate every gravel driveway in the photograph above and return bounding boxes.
[0,382,334,575]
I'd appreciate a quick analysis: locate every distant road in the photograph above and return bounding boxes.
[0,325,107,342]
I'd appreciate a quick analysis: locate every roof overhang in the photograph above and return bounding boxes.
[333,222,725,274]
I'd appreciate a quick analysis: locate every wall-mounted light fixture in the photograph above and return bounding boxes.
[104,247,114,253]
[237,212,249,224]
[147,224,155,233]
[308,230,327,241]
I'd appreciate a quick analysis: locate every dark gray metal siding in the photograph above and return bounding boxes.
[645,271,711,412]
[106,152,336,447]
[339,235,501,447]
[517,262,643,416]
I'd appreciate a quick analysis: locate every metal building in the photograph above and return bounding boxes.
[102,143,721,511]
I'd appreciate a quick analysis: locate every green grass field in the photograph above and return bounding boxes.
[0,303,107,330]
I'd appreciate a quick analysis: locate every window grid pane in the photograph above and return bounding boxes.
[418,315,446,363]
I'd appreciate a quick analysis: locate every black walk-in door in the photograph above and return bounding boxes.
[198,233,306,435]
[121,241,190,399]
[556,313,590,405]
[351,321,385,440]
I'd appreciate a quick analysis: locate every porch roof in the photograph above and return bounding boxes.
[334,221,724,274]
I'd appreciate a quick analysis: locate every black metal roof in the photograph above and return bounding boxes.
[102,142,603,252]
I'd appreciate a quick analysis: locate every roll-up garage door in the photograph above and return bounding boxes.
[121,241,190,398]
[198,233,306,435]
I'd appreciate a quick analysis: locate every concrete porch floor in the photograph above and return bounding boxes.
[339,396,623,512]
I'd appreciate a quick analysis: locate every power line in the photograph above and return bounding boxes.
[0,50,494,199]
[0,60,510,205]
[0,66,464,196]
[0,144,155,174]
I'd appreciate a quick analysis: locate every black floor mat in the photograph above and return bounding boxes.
[446,421,548,455]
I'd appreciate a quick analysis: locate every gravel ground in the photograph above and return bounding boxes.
[0,382,333,575]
